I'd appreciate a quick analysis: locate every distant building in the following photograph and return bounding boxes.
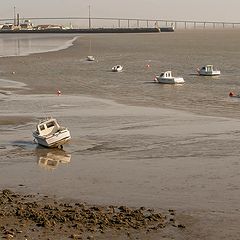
[1,23,14,30]
[20,19,33,30]
[36,24,63,30]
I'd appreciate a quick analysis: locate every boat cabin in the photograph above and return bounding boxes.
[112,65,123,72]
[160,71,172,78]
[201,65,214,72]
[87,55,95,61]
[36,118,60,136]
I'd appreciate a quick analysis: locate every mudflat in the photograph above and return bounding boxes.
[0,32,240,239]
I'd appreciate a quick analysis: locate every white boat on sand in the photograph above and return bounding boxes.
[154,71,185,84]
[197,65,221,76]
[112,65,123,72]
[87,55,95,61]
[33,117,71,148]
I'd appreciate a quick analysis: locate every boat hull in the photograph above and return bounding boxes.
[87,56,95,61]
[199,71,221,76]
[156,77,185,84]
[33,129,71,148]
[112,65,123,72]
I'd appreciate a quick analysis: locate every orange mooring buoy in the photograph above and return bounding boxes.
[57,90,62,96]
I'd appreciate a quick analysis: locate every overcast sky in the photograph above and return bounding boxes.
[1,0,239,22]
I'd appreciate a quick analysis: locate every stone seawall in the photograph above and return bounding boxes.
[0,28,160,34]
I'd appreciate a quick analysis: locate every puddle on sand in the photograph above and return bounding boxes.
[35,147,71,170]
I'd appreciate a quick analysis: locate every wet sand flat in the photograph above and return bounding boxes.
[0,31,240,239]
[0,93,240,239]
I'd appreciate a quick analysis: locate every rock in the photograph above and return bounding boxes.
[2,189,12,196]
[5,234,14,239]
[87,235,94,240]
[70,234,82,239]
[177,224,186,228]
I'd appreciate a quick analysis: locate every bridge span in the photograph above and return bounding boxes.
[0,17,240,29]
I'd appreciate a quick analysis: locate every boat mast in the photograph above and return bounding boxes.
[88,5,91,29]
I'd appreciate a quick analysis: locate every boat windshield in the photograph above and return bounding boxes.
[46,121,55,128]
[160,72,164,77]
[206,66,213,71]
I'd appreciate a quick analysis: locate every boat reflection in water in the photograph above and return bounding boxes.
[35,147,71,170]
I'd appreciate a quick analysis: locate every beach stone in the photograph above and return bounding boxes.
[70,234,82,239]
[86,235,94,240]
[178,224,186,228]
[5,234,14,239]
[0,189,170,238]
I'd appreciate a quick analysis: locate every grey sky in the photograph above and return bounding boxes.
[1,0,239,22]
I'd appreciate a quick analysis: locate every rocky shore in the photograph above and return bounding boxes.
[0,189,185,239]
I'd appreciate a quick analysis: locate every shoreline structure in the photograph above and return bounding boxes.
[0,27,162,34]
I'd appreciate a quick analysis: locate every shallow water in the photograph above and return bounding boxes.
[0,30,240,216]
[67,30,240,118]
[0,33,77,57]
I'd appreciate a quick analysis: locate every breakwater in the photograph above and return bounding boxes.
[0,27,160,34]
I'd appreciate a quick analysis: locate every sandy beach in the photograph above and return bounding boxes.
[0,32,240,239]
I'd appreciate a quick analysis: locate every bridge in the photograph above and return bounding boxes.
[0,17,240,29]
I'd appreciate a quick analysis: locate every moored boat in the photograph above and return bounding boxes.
[87,55,95,61]
[197,65,221,76]
[112,65,123,72]
[33,117,71,148]
[154,71,185,84]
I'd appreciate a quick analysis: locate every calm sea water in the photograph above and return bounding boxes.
[54,29,240,119]
[1,30,239,119]
[0,33,77,57]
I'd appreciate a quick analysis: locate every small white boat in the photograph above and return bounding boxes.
[197,65,221,76]
[33,117,71,148]
[87,55,95,61]
[112,65,123,72]
[154,71,185,84]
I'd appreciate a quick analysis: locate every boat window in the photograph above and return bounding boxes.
[160,73,164,77]
[40,125,45,131]
[46,121,55,128]
[207,66,212,71]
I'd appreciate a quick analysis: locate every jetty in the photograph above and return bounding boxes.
[0,27,161,34]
